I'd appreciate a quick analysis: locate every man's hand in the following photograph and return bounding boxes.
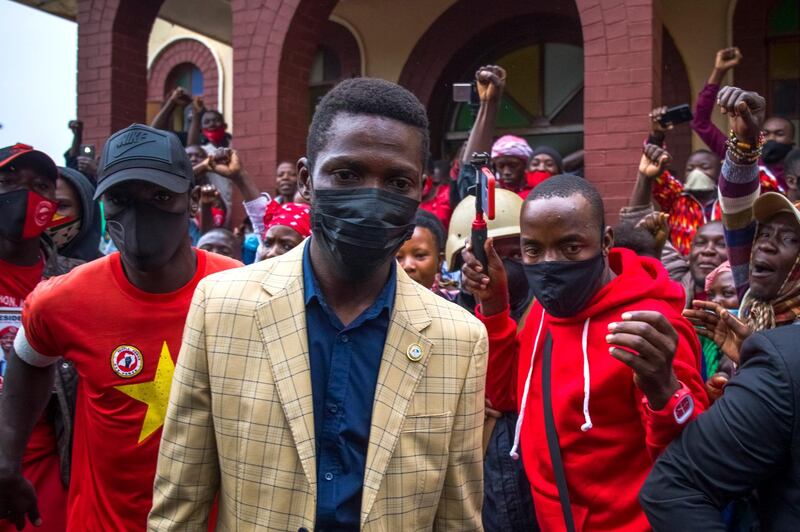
[683,300,751,364]
[635,211,670,256]
[648,106,672,135]
[460,237,508,316]
[607,311,681,410]
[705,372,729,403]
[76,156,97,178]
[169,87,191,105]
[475,65,506,103]
[67,120,83,133]
[198,184,220,205]
[639,144,671,179]
[192,96,206,114]
[714,47,742,71]
[208,148,242,180]
[717,86,765,145]
[0,473,41,530]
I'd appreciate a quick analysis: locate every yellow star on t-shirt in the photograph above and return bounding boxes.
[115,341,176,444]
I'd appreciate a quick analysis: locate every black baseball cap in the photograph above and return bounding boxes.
[0,144,58,181]
[94,124,194,200]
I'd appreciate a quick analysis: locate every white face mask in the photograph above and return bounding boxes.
[684,168,717,192]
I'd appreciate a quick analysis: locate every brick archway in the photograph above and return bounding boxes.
[401,0,660,221]
[398,1,583,161]
[77,0,165,151]
[661,27,692,175]
[147,39,220,110]
[229,0,338,197]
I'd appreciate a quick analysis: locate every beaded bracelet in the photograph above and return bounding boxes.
[726,130,765,164]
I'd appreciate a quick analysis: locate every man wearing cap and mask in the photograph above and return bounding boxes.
[0,124,240,531]
[0,144,67,532]
[149,78,487,530]
[462,173,707,531]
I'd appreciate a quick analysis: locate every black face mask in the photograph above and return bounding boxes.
[106,202,188,272]
[504,257,534,322]
[523,252,606,317]
[311,187,420,277]
[761,140,793,165]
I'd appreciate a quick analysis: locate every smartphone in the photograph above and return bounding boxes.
[453,82,479,106]
[657,104,693,128]
[80,144,96,159]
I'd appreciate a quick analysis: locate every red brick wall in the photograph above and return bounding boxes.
[229,0,338,202]
[577,0,661,222]
[147,38,220,111]
[77,0,164,152]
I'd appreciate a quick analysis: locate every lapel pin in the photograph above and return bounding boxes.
[406,343,423,362]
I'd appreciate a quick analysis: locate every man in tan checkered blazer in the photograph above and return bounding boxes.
[149,78,488,531]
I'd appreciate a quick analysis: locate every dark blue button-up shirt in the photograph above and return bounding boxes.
[302,243,395,530]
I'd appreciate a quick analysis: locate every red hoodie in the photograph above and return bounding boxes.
[478,248,708,531]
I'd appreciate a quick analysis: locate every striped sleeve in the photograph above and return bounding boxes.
[718,155,759,298]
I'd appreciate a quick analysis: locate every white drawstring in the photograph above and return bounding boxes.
[580,318,593,432]
[510,311,546,460]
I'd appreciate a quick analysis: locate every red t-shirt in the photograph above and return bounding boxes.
[18,250,240,531]
[0,256,66,532]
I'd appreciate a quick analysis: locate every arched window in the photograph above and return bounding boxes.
[164,63,204,132]
[767,0,800,139]
[446,43,584,158]
[309,46,343,117]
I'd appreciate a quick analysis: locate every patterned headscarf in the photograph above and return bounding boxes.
[262,201,311,238]
[704,261,732,294]
[491,135,533,163]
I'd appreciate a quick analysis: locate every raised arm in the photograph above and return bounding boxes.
[716,86,766,297]
[186,97,205,147]
[151,88,191,131]
[691,48,742,159]
[629,144,672,208]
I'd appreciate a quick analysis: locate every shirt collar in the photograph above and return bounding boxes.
[302,238,396,318]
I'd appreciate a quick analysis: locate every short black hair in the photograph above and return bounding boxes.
[526,173,605,227]
[414,209,445,252]
[307,77,430,170]
[767,115,796,138]
[612,222,658,258]
[784,148,800,176]
[203,109,224,121]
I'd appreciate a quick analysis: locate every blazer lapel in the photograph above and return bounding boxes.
[254,241,318,494]
[360,269,433,526]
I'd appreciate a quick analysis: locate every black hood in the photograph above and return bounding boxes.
[57,167,102,261]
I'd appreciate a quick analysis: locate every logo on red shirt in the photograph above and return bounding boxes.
[110,345,144,378]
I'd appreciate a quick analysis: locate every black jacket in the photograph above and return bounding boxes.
[640,325,800,531]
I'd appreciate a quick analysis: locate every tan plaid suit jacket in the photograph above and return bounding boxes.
[148,240,487,531]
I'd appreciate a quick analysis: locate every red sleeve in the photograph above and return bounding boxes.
[652,171,684,214]
[690,83,728,159]
[476,305,519,413]
[638,313,709,459]
[21,279,63,359]
[758,168,785,194]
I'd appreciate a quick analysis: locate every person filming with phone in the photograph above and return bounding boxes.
[461,173,708,530]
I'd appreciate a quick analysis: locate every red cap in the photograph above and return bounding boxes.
[0,143,58,181]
